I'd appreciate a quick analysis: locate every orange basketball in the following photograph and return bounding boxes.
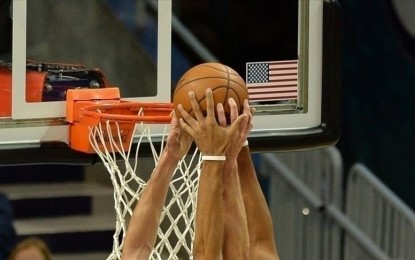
[173,63,248,122]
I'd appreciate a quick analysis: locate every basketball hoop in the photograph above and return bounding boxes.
[66,88,201,259]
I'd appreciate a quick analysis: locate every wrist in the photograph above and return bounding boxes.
[237,145,250,161]
[163,149,182,164]
[201,155,226,161]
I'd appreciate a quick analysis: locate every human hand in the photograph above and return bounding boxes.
[217,98,253,160]
[177,88,248,156]
[165,113,193,161]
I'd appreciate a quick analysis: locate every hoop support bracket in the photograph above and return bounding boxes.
[66,87,122,153]
[65,87,173,154]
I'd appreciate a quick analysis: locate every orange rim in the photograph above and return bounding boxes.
[81,102,174,124]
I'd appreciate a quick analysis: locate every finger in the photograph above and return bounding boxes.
[248,99,256,117]
[188,91,204,122]
[170,113,179,130]
[228,114,248,136]
[242,99,251,116]
[217,103,227,127]
[228,98,238,124]
[242,100,254,133]
[242,99,254,123]
[177,104,196,127]
[170,112,177,123]
[179,118,195,138]
[242,115,253,137]
[243,99,252,123]
[250,107,256,116]
[205,88,215,120]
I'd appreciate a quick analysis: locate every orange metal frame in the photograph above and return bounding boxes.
[66,87,173,153]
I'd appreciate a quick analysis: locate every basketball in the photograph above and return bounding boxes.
[173,62,249,122]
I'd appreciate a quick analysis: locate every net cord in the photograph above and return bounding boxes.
[86,107,201,260]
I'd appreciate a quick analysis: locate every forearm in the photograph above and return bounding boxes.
[237,146,279,259]
[193,161,224,260]
[222,160,249,259]
[122,151,179,259]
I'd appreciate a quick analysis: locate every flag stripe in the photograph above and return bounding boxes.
[269,75,297,81]
[263,60,298,65]
[250,93,298,98]
[268,69,297,75]
[269,64,298,70]
[247,81,297,88]
[249,94,298,101]
[246,60,298,101]
[248,86,297,93]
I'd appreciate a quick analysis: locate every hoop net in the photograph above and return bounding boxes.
[80,102,201,259]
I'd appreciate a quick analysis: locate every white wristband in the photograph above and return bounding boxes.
[242,140,249,147]
[201,155,226,161]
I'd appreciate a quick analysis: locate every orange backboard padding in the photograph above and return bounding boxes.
[26,70,47,102]
[0,68,12,117]
[0,67,46,117]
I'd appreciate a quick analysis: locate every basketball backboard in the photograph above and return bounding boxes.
[0,0,342,165]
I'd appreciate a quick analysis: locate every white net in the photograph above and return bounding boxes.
[88,120,201,260]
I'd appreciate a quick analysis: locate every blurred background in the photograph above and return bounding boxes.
[1,0,415,259]
[338,0,415,208]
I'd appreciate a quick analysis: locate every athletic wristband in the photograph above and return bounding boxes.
[201,155,226,161]
[242,140,249,147]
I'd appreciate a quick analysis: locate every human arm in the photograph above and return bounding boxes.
[217,99,250,259]
[177,89,248,259]
[122,115,192,260]
[237,146,280,260]
[219,99,279,260]
[193,159,225,260]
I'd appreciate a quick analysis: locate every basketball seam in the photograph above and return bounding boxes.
[224,65,230,105]
[200,63,240,76]
[175,76,246,93]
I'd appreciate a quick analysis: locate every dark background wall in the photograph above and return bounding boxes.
[337,0,415,208]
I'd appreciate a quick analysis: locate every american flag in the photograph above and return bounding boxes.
[246,60,298,102]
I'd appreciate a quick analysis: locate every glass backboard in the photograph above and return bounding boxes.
[0,0,342,164]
